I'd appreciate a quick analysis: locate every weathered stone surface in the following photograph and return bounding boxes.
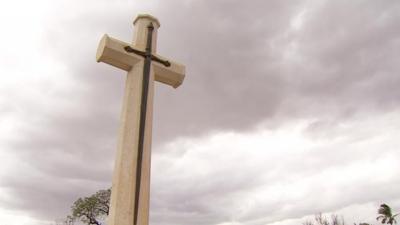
[96,14,185,225]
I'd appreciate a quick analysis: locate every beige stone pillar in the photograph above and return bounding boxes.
[96,14,185,225]
[107,15,158,225]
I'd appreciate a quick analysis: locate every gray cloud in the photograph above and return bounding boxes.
[1,0,400,224]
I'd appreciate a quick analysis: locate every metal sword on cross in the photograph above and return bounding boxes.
[96,14,185,225]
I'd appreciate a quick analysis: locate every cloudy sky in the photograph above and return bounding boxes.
[1,0,400,225]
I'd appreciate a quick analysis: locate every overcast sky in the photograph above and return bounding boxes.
[1,0,400,225]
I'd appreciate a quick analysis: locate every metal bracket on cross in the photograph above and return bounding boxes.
[124,46,171,67]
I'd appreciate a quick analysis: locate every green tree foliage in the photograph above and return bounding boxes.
[69,188,111,225]
[377,204,399,225]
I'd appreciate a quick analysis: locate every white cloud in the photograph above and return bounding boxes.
[151,111,400,225]
[0,208,47,225]
[1,1,400,225]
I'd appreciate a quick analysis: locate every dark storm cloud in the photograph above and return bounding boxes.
[285,1,400,108]
[2,0,400,224]
[152,0,303,141]
[39,0,307,143]
[150,0,400,142]
[35,0,400,145]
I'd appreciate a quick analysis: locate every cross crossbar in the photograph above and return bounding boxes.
[97,35,185,88]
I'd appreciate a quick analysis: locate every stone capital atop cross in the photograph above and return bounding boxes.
[96,14,185,225]
[96,14,185,88]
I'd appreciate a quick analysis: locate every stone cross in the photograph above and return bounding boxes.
[96,14,185,225]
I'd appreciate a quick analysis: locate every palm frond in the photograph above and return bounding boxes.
[379,204,393,217]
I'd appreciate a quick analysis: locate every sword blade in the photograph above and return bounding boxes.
[133,22,154,225]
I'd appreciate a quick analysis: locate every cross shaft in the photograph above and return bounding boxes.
[96,14,185,225]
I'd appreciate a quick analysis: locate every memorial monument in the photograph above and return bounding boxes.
[96,14,185,225]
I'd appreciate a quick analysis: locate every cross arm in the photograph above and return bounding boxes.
[124,46,185,88]
[152,54,185,88]
[96,34,185,88]
[96,34,142,71]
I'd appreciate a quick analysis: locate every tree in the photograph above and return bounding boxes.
[53,215,75,225]
[377,204,399,225]
[70,188,111,225]
[303,213,345,225]
[301,204,399,225]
